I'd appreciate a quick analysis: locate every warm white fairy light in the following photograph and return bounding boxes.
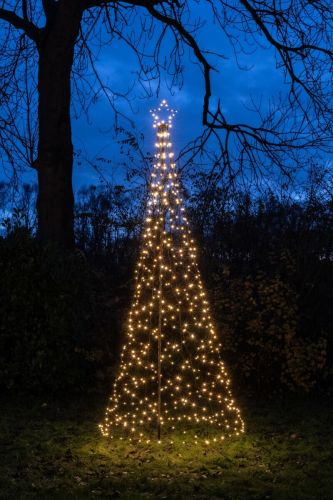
[99,100,245,444]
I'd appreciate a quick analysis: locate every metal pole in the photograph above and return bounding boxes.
[157,249,162,440]
[157,123,167,441]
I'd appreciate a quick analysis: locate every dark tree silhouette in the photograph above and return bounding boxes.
[0,1,332,247]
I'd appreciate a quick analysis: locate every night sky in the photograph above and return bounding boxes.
[1,4,287,191]
[70,8,284,190]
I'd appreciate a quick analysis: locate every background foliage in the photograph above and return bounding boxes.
[1,173,332,395]
[0,229,96,392]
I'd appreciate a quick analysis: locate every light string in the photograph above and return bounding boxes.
[99,100,245,444]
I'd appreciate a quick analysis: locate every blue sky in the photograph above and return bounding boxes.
[69,11,284,191]
[1,3,288,192]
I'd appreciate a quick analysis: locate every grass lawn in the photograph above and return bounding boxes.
[0,395,332,499]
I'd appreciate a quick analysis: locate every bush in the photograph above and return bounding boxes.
[212,252,328,394]
[0,226,329,397]
[0,228,97,393]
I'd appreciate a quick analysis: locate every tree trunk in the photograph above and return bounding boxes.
[35,2,82,248]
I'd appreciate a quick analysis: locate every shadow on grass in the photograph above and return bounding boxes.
[0,395,332,499]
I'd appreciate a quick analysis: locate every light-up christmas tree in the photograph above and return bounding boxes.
[100,100,244,444]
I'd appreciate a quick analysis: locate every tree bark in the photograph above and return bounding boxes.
[35,2,82,248]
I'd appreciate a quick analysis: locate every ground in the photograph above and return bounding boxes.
[0,395,332,499]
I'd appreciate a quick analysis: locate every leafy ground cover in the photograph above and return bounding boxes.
[0,395,332,499]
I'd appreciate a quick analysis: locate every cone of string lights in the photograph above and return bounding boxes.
[99,100,245,444]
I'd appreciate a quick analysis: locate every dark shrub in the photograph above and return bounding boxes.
[0,228,96,393]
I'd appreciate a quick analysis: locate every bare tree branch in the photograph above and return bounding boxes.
[0,7,39,42]
[142,2,214,127]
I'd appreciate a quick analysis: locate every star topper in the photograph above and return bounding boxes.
[150,99,177,129]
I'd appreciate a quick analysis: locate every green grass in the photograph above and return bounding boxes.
[0,395,332,499]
